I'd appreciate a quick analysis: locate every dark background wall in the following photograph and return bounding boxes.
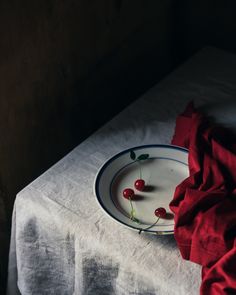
[173,0,236,64]
[0,0,174,292]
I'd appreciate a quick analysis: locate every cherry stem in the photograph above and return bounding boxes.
[138,161,142,179]
[129,197,140,224]
[129,197,134,213]
[129,197,135,221]
[139,217,160,234]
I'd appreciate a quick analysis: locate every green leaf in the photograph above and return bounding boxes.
[130,150,136,160]
[137,154,149,161]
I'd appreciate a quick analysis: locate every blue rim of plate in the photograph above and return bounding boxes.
[94,144,188,234]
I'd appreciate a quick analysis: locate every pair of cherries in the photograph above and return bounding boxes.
[123,180,167,219]
[123,179,145,200]
[122,179,145,224]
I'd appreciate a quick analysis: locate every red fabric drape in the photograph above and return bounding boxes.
[170,102,236,295]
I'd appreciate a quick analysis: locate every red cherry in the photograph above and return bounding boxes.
[134,179,145,191]
[123,188,135,199]
[154,207,167,218]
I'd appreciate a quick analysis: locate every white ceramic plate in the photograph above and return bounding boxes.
[94,145,189,235]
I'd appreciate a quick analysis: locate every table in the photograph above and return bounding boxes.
[7,47,236,295]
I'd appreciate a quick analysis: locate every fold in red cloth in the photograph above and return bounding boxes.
[170,102,236,295]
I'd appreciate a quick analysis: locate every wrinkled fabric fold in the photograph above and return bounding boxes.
[170,102,236,294]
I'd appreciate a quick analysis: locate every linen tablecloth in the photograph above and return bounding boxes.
[7,47,236,295]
